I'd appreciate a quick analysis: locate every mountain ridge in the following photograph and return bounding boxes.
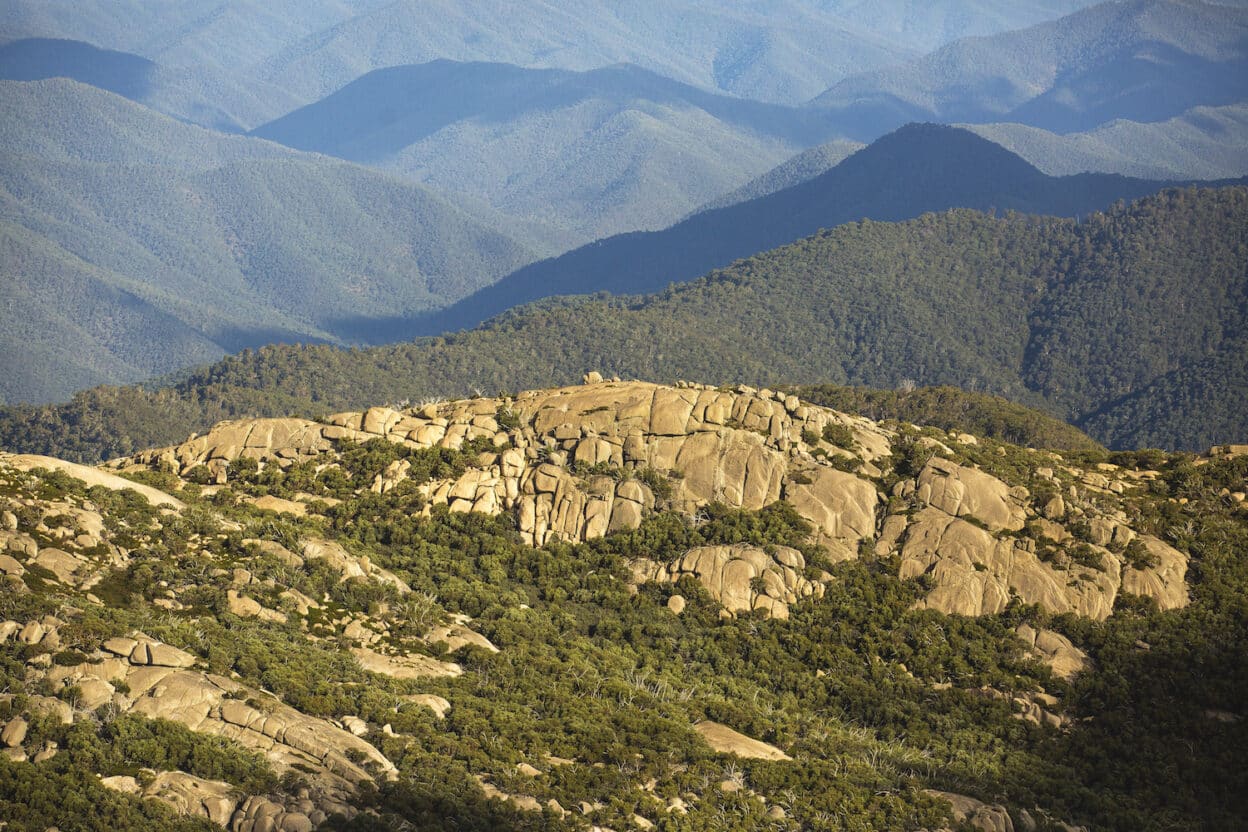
[0,78,568,404]
[1,185,1243,460]
[811,0,1248,137]
[407,123,1243,339]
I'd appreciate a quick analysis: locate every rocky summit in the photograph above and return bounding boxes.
[116,378,1190,621]
[0,377,1245,831]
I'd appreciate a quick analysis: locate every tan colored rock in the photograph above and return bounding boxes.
[1016,625,1089,680]
[3,453,184,508]
[131,639,196,668]
[406,694,451,719]
[926,790,1014,832]
[667,594,686,615]
[916,458,1025,531]
[228,590,289,624]
[899,509,1119,619]
[784,467,876,556]
[1,530,37,558]
[26,696,73,725]
[351,646,461,680]
[33,547,86,584]
[103,637,139,657]
[227,590,265,618]
[142,772,239,827]
[100,775,141,794]
[693,721,790,761]
[425,617,499,654]
[75,678,117,710]
[249,495,308,516]
[649,544,819,620]
[19,620,46,644]
[245,538,304,567]
[2,716,27,748]
[1121,536,1189,610]
[302,538,410,592]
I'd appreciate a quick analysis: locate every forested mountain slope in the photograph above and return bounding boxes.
[710,106,1248,215]
[812,0,1248,137]
[0,37,295,131]
[410,124,1236,338]
[965,104,1248,180]
[251,61,827,241]
[1,186,1242,460]
[0,79,562,404]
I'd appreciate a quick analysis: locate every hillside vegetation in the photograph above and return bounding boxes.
[0,37,295,131]
[0,378,1244,830]
[407,123,1238,339]
[251,61,828,241]
[0,79,566,404]
[1,186,1243,460]
[812,0,1248,137]
[966,104,1248,181]
[713,107,1248,216]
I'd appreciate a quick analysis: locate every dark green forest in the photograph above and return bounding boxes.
[2,186,1243,460]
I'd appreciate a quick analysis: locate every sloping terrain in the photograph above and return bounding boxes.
[1,185,1242,460]
[252,61,827,240]
[0,37,296,131]
[965,104,1248,179]
[690,138,864,214]
[812,0,1248,137]
[709,106,1248,214]
[0,378,1244,831]
[412,124,1232,338]
[0,79,563,404]
[0,1,1102,107]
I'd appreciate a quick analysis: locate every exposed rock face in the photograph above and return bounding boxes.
[301,538,411,592]
[45,632,396,802]
[926,790,1015,832]
[2,453,184,508]
[784,467,877,559]
[118,381,888,556]
[916,458,1025,532]
[896,508,1121,618]
[107,380,1190,621]
[102,772,324,832]
[693,721,791,761]
[350,646,461,679]
[1016,624,1089,681]
[888,504,1187,621]
[631,544,824,620]
[1121,536,1189,609]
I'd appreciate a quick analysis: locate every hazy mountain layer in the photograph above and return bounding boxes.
[0,79,563,404]
[813,0,1248,137]
[252,61,828,241]
[413,124,1234,339]
[1,1,1103,113]
[690,139,865,215]
[0,37,297,131]
[701,105,1248,216]
[966,104,1248,179]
